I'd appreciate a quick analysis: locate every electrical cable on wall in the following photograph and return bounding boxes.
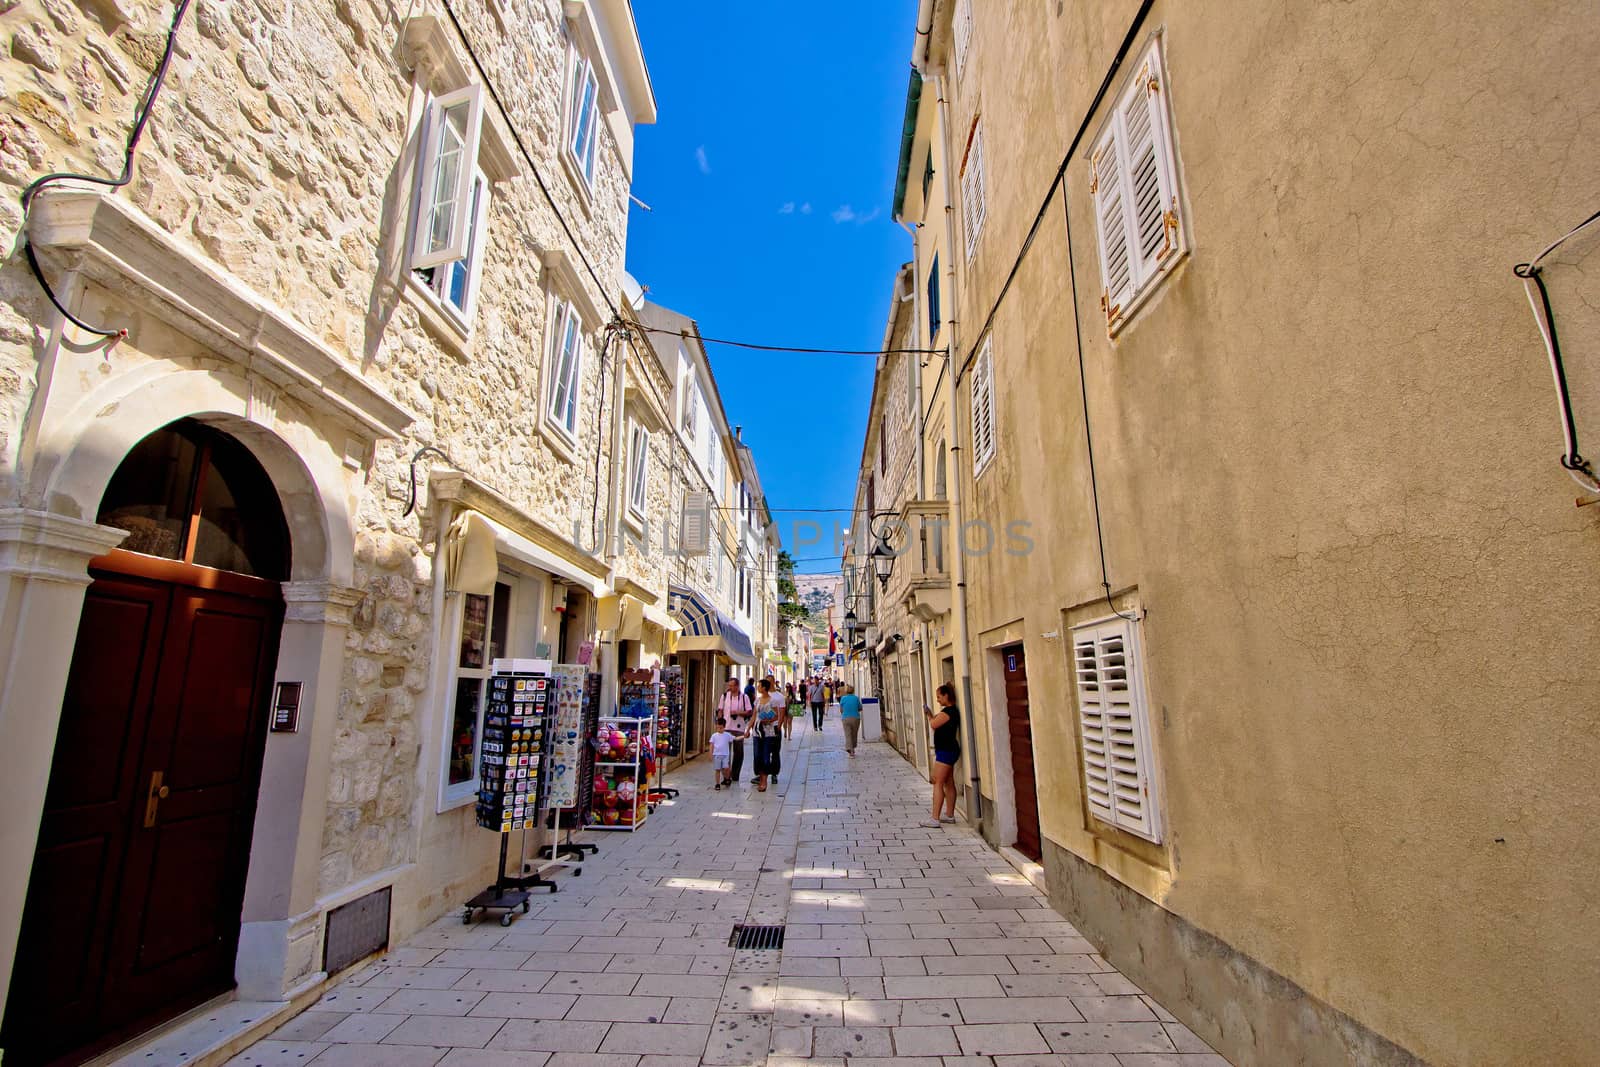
[1514,208,1600,495]
[404,445,455,517]
[19,0,194,339]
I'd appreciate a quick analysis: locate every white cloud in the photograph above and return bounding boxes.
[801,202,812,214]
[779,202,795,215]
[832,204,857,223]
[856,206,882,225]
[695,145,711,174]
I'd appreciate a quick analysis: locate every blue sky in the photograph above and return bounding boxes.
[625,1,915,574]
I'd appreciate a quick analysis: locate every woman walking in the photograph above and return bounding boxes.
[782,683,797,740]
[839,684,862,757]
[751,678,781,791]
[922,682,961,826]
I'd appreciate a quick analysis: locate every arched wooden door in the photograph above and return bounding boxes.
[3,420,290,1066]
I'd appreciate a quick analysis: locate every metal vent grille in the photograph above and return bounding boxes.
[324,886,391,975]
[729,924,785,950]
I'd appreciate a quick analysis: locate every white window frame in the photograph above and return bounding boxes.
[440,579,513,809]
[971,334,996,475]
[1071,614,1163,843]
[419,167,492,326]
[545,298,585,439]
[962,119,987,259]
[565,44,601,188]
[1090,37,1185,336]
[627,421,650,518]
[411,84,484,271]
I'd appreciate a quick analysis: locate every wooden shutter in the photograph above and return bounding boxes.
[971,336,995,473]
[952,0,973,77]
[1072,618,1161,842]
[412,84,484,270]
[1119,47,1180,286]
[962,122,986,259]
[1091,125,1133,330]
[681,491,710,555]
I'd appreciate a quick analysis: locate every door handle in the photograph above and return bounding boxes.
[143,771,170,828]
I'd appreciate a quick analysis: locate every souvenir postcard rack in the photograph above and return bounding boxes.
[462,665,559,925]
[654,666,684,799]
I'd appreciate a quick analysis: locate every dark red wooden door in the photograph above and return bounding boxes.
[1004,646,1042,861]
[3,555,282,1065]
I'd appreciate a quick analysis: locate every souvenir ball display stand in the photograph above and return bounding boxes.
[654,666,684,800]
[589,669,658,831]
[462,665,558,925]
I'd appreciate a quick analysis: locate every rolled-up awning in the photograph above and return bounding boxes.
[668,582,755,665]
[600,593,684,643]
[446,509,609,597]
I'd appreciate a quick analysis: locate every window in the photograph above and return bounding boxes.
[566,45,601,187]
[446,580,512,805]
[961,120,986,258]
[1072,616,1162,842]
[952,0,973,78]
[416,169,491,322]
[971,335,996,475]
[546,299,584,437]
[1091,39,1184,334]
[927,253,941,341]
[411,85,484,271]
[627,422,649,517]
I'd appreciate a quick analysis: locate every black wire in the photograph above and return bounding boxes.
[404,445,454,517]
[19,0,194,338]
[439,0,618,321]
[635,325,939,357]
[1063,170,1137,624]
[951,0,1155,390]
[1514,261,1595,482]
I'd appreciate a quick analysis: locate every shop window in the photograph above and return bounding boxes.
[445,580,512,804]
[97,418,289,580]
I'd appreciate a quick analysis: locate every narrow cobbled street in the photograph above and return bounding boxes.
[227,722,1225,1067]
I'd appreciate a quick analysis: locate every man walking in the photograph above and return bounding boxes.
[807,677,825,731]
[718,677,752,784]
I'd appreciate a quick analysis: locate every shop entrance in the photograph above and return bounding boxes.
[2,420,289,1065]
[1002,645,1042,861]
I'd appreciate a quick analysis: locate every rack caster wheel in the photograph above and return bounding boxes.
[499,911,514,927]
[573,868,583,877]
[521,900,531,913]
[462,909,474,925]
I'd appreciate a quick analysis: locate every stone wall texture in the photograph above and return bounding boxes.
[0,0,638,910]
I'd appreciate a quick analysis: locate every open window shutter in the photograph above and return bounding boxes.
[1074,620,1161,842]
[963,124,986,259]
[1120,48,1180,288]
[412,85,483,270]
[681,491,710,555]
[1091,126,1133,330]
[971,338,995,470]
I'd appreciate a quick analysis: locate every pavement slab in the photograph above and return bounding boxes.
[229,719,1227,1065]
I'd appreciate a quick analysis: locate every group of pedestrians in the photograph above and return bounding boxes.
[709,675,789,792]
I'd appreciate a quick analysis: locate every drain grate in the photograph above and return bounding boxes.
[729,923,785,950]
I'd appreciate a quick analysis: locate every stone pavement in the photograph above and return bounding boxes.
[226,718,1228,1066]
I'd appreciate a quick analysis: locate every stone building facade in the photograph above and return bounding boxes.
[866,1,1600,1065]
[0,0,671,1060]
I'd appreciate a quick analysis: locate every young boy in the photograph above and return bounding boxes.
[710,717,733,789]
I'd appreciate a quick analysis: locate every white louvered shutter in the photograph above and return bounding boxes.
[412,84,484,270]
[1072,618,1162,842]
[952,0,973,78]
[1118,49,1180,287]
[680,491,711,555]
[963,123,987,259]
[1091,126,1133,330]
[971,336,995,473]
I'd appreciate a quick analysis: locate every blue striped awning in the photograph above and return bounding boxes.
[668,583,755,665]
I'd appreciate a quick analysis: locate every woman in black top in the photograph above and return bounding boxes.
[923,682,961,827]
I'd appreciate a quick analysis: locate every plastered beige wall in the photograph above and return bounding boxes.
[945,0,1600,1063]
